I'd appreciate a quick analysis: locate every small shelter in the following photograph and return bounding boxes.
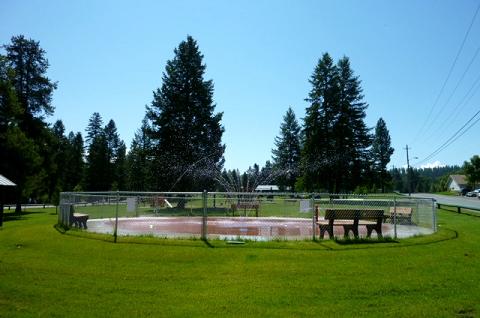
[0,174,16,227]
[447,175,468,192]
[255,185,280,192]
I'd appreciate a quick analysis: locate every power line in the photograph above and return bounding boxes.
[414,108,480,166]
[432,71,480,142]
[412,2,480,144]
[421,44,480,143]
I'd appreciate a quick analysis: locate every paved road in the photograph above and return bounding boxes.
[411,193,480,210]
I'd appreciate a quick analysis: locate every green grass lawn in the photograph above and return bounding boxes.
[0,207,479,317]
[435,191,459,196]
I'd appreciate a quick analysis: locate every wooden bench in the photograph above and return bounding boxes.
[315,208,384,239]
[387,207,413,225]
[231,201,260,217]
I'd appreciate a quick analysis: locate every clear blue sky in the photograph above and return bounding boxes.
[1,0,479,172]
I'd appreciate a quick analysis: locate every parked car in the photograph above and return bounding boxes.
[461,188,472,196]
[465,191,477,197]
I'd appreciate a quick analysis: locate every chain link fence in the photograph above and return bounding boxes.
[59,192,436,241]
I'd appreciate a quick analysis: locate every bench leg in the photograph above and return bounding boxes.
[343,225,359,238]
[366,225,382,238]
[319,225,333,239]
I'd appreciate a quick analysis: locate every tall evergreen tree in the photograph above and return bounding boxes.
[272,107,301,191]
[85,112,103,146]
[336,57,371,191]
[65,131,84,191]
[113,142,127,190]
[3,35,57,119]
[104,119,123,189]
[46,120,68,204]
[300,54,371,193]
[0,58,41,212]
[84,113,109,190]
[127,117,154,191]
[301,53,340,192]
[1,36,56,211]
[146,36,224,191]
[371,117,394,193]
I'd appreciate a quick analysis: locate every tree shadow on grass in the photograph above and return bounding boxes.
[1,210,45,222]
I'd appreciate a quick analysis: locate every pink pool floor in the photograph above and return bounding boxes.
[86,216,433,240]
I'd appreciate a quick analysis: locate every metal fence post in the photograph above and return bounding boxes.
[416,199,420,224]
[311,195,316,241]
[432,199,437,232]
[393,196,397,239]
[114,191,119,243]
[202,190,207,241]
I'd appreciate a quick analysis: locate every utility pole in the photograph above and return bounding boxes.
[405,145,411,196]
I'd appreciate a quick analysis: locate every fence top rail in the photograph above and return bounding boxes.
[60,191,435,201]
[61,191,204,196]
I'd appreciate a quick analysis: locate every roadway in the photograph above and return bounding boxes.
[411,193,480,210]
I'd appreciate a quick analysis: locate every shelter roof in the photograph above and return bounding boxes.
[0,174,16,186]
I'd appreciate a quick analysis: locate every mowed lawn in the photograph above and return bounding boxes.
[0,208,479,317]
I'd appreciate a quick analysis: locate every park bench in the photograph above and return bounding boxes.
[69,207,89,229]
[231,201,260,217]
[315,208,384,239]
[387,207,413,225]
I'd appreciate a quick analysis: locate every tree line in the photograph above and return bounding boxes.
[2,34,476,213]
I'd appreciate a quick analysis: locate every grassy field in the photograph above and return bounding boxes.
[0,207,479,317]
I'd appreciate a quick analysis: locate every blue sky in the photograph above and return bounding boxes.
[1,0,479,172]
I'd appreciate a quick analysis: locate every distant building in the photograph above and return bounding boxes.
[447,175,468,192]
[255,185,280,192]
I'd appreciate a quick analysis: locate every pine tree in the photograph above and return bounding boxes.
[65,131,84,191]
[3,35,57,119]
[146,36,224,191]
[113,142,127,190]
[301,53,339,192]
[127,117,153,191]
[300,54,373,193]
[371,118,394,193]
[104,119,123,189]
[1,36,56,211]
[272,107,301,191]
[85,112,103,146]
[84,113,109,190]
[0,58,42,212]
[47,120,68,204]
[336,57,371,192]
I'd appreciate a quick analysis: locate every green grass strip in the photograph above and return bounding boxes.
[0,208,479,317]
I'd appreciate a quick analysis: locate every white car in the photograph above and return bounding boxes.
[466,189,480,197]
